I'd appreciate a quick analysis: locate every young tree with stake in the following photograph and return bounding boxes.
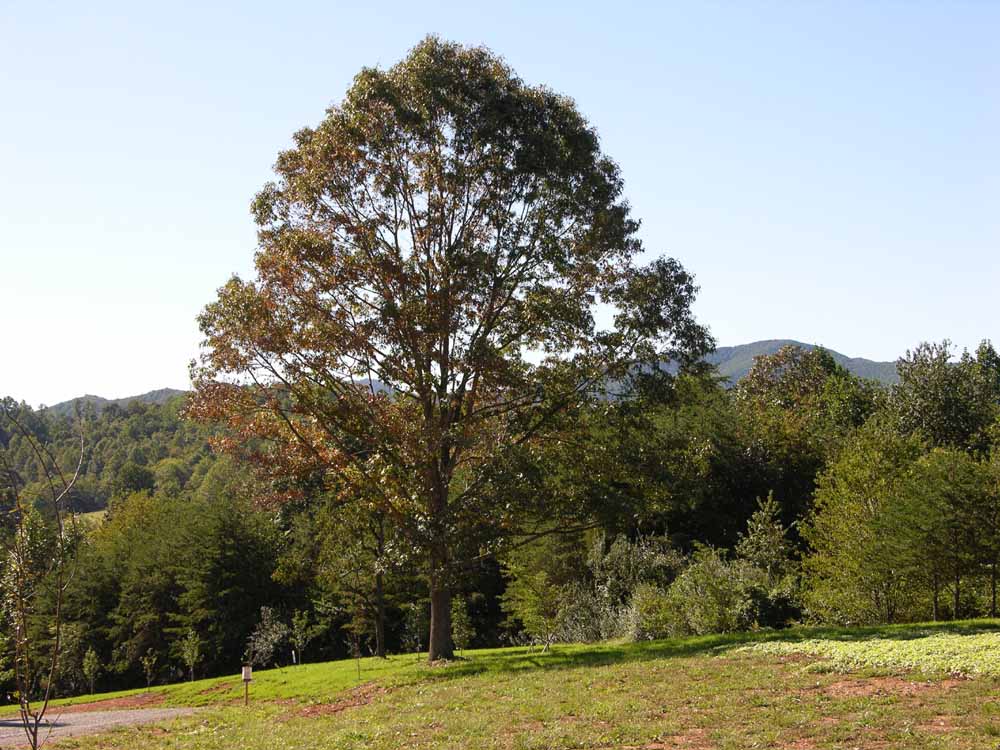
[0,401,83,750]
[180,629,201,682]
[140,649,157,691]
[82,648,101,695]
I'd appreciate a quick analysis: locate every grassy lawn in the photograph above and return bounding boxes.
[27,620,1000,749]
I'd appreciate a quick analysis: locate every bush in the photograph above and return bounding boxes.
[501,525,799,645]
[589,534,681,605]
[550,534,682,643]
[400,602,427,654]
[501,533,590,648]
[634,547,801,639]
[660,547,753,636]
[556,582,634,642]
[630,583,676,640]
[741,566,801,629]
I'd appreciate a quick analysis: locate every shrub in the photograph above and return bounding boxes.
[589,534,682,606]
[501,534,586,649]
[556,582,633,642]
[630,583,677,640]
[641,550,800,639]
[140,649,157,690]
[501,566,562,649]
[550,532,682,642]
[660,547,753,636]
[180,629,201,682]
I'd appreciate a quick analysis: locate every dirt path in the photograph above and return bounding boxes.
[0,707,196,747]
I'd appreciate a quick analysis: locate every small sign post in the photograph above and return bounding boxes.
[241,665,253,706]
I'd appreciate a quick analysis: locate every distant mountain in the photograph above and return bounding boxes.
[37,341,896,414]
[708,340,899,386]
[45,388,188,417]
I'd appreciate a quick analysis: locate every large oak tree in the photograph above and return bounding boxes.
[189,37,710,660]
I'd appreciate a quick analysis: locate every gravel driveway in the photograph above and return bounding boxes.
[0,708,195,747]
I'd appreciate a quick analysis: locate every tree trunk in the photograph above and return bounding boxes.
[375,571,387,659]
[373,514,388,659]
[427,537,453,661]
[954,569,961,621]
[428,582,453,662]
[992,561,997,618]
[426,481,453,662]
[932,573,939,621]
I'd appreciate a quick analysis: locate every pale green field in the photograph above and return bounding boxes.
[743,627,1000,678]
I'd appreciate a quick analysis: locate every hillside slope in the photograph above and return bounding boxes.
[31,622,1000,750]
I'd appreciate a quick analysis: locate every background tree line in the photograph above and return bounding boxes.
[3,336,996,700]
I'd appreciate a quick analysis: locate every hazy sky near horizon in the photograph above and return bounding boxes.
[2,1,997,407]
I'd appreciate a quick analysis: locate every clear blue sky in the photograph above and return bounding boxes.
[2,1,997,406]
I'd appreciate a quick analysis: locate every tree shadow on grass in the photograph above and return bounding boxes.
[405,618,1000,686]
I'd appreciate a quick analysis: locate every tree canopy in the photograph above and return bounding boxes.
[189,36,711,659]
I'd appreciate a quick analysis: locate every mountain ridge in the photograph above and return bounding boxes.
[39,341,899,412]
[44,388,188,417]
[708,339,898,385]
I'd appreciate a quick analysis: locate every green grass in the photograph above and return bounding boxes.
[2,654,424,714]
[30,620,1000,749]
[18,632,794,712]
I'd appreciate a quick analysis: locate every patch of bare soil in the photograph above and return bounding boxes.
[296,682,390,718]
[917,715,957,734]
[823,676,964,699]
[51,692,166,714]
[780,740,816,750]
[779,676,965,748]
[620,728,713,749]
[772,652,815,665]
[198,680,236,695]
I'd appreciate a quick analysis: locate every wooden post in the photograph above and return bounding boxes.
[242,665,252,706]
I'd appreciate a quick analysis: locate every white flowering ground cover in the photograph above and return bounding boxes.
[741,628,1000,677]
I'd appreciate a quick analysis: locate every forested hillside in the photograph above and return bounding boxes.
[2,337,998,701]
[45,388,187,417]
[708,340,899,385]
[1,394,213,512]
[35,338,898,422]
